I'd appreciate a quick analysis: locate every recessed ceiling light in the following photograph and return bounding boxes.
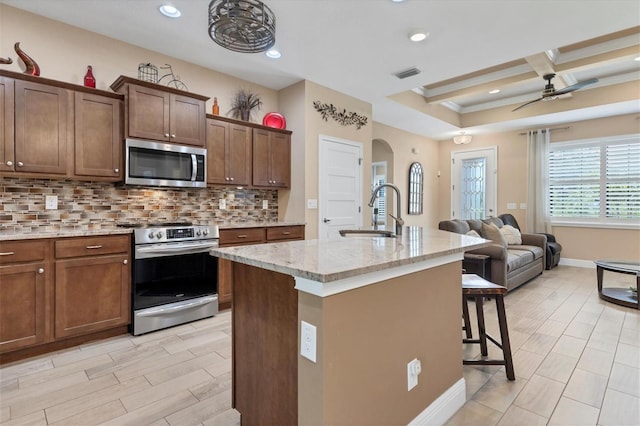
[265,49,281,59]
[159,5,181,18]
[409,30,429,42]
[489,89,501,94]
[391,0,407,2]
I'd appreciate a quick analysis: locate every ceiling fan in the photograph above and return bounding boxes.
[512,73,599,111]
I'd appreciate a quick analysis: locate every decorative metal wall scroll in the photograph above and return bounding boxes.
[313,101,368,130]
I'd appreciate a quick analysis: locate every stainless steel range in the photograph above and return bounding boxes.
[118,221,220,335]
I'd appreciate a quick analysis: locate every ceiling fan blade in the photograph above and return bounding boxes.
[512,97,543,112]
[551,78,599,96]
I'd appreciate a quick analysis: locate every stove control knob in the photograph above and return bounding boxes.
[156,231,164,239]
[203,228,209,236]
[196,230,202,236]
[148,231,155,239]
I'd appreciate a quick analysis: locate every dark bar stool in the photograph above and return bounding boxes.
[462,274,515,380]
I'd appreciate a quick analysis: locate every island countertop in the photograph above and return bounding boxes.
[210,226,488,283]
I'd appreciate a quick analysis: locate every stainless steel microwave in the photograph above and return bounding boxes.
[125,139,206,188]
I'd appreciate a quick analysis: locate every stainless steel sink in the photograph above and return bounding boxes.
[339,229,397,238]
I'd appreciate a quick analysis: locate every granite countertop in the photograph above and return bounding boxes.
[0,228,134,241]
[210,226,489,283]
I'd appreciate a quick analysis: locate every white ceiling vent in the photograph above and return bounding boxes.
[394,67,421,79]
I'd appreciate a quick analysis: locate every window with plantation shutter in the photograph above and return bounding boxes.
[548,134,640,227]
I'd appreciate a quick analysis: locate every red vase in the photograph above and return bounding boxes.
[84,65,96,88]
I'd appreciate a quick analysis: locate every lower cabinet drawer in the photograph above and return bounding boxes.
[55,235,130,258]
[219,228,266,246]
[0,240,48,265]
[266,226,304,242]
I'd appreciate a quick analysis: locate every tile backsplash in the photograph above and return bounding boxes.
[0,177,278,234]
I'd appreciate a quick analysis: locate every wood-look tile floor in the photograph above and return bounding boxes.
[1,266,638,425]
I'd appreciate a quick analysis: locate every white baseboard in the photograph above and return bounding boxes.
[408,378,466,426]
[559,258,596,269]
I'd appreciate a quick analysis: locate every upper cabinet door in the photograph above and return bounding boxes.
[14,80,69,175]
[127,84,170,142]
[227,123,252,186]
[169,94,206,146]
[206,118,229,184]
[0,76,15,173]
[73,92,123,180]
[269,132,290,188]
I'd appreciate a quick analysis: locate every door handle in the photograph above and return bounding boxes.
[323,218,331,223]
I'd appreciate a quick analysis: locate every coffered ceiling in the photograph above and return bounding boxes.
[2,0,639,141]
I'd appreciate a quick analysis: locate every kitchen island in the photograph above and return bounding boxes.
[210,226,488,425]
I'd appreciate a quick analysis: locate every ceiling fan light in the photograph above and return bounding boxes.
[453,133,472,145]
[208,0,276,53]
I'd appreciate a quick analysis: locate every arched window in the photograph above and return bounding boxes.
[408,162,423,215]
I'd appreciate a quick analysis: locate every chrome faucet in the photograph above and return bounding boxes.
[368,183,404,235]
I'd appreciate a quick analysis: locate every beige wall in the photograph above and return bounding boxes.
[0,5,278,122]
[437,113,640,262]
[372,123,440,228]
[298,262,462,425]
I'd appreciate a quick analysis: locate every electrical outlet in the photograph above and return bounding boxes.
[45,195,58,210]
[307,199,318,209]
[219,199,226,210]
[407,358,421,391]
[507,203,517,210]
[300,321,317,363]
[519,203,527,210]
[262,200,268,209]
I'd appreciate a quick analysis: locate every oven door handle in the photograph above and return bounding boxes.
[137,241,219,255]
[137,296,218,317]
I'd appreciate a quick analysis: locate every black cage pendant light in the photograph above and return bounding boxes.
[208,0,276,53]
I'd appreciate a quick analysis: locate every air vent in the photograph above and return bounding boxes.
[394,67,421,79]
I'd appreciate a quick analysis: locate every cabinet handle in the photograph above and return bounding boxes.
[282,232,291,235]
[123,259,128,265]
[17,161,24,167]
[171,134,176,138]
[38,268,44,274]
[114,168,119,173]
[237,235,248,239]
[165,133,170,138]
[225,177,230,181]
[5,160,12,167]
[0,251,15,256]
[230,177,234,181]
[86,245,103,249]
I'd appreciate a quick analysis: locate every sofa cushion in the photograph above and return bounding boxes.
[466,230,481,237]
[500,225,522,245]
[467,219,484,234]
[483,217,504,228]
[506,249,534,272]
[509,245,544,260]
[480,223,507,247]
[439,219,470,234]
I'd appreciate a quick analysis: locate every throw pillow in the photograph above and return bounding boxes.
[500,224,522,245]
[480,222,507,247]
[466,230,481,238]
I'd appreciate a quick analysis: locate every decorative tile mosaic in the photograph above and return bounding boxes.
[0,177,278,234]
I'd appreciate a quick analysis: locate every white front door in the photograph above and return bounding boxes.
[318,136,363,239]
[451,147,498,219]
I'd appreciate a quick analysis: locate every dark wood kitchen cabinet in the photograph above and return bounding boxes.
[0,240,51,354]
[252,128,291,188]
[0,76,15,174]
[73,91,123,181]
[12,79,70,175]
[54,235,131,339]
[0,70,124,181]
[206,117,252,185]
[217,225,304,308]
[111,76,208,147]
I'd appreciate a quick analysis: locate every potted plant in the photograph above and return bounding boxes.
[229,88,262,121]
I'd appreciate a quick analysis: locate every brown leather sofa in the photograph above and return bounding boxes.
[438,217,546,291]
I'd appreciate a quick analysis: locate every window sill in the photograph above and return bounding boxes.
[551,221,640,230]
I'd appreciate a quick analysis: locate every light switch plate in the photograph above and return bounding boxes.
[219,199,226,210]
[307,199,318,209]
[300,321,317,363]
[45,195,58,210]
[507,203,517,210]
